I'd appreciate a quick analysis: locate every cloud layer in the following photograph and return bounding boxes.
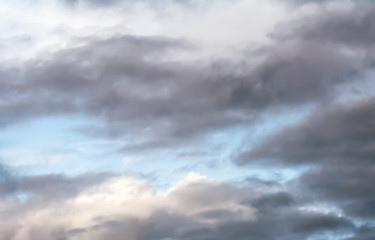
[0,172,358,240]
[1,0,375,239]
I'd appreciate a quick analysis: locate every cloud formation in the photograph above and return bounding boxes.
[1,4,371,150]
[1,0,375,239]
[237,97,375,166]
[0,172,358,240]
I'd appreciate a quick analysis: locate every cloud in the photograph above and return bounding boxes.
[0,171,113,199]
[236,96,375,166]
[277,2,375,48]
[0,171,359,240]
[345,225,375,240]
[245,191,295,215]
[122,156,142,165]
[300,165,375,218]
[1,1,375,239]
[1,1,373,154]
[178,210,353,240]
[232,5,375,226]
[0,173,256,240]
[0,163,16,196]
[1,16,370,150]
[62,0,123,6]
[235,88,375,221]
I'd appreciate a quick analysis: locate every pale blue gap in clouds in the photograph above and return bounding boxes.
[0,101,315,190]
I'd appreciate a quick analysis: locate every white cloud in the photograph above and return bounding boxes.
[122,156,143,165]
[0,173,255,240]
[0,0,289,62]
[0,149,68,167]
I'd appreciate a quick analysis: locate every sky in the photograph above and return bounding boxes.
[0,0,375,239]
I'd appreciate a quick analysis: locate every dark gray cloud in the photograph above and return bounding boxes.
[231,40,360,108]
[0,163,16,196]
[237,96,375,166]
[300,165,375,218]
[0,35,194,127]
[345,226,375,240]
[2,2,373,149]
[0,166,113,200]
[276,2,375,48]
[1,0,373,151]
[1,1,375,239]
[245,191,295,215]
[178,211,354,240]
[15,172,113,199]
[235,79,375,233]
[232,3,375,229]
[3,1,374,155]
[1,26,368,151]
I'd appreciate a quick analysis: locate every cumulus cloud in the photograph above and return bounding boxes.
[0,171,358,240]
[0,173,255,240]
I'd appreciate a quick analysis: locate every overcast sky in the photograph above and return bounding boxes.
[1,0,375,239]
